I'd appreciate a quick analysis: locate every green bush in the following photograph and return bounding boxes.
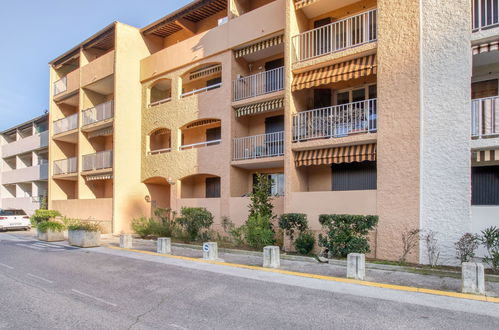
[131,208,179,239]
[67,221,101,232]
[177,207,214,241]
[455,233,480,263]
[131,217,155,238]
[37,221,65,233]
[294,232,315,255]
[278,213,308,241]
[244,214,275,249]
[221,217,245,247]
[30,209,61,226]
[318,214,378,258]
[480,226,499,272]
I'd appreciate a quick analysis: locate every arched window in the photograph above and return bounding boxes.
[181,63,222,97]
[149,79,172,107]
[148,128,171,155]
[179,119,221,150]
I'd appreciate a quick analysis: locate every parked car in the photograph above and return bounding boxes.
[0,209,31,231]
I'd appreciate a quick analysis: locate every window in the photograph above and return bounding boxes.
[472,165,499,205]
[205,177,221,198]
[332,161,377,191]
[253,173,284,196]
[335,84,377,105]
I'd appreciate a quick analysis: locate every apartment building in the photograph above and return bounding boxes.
[1,114,49,215]
[48,0,499,265]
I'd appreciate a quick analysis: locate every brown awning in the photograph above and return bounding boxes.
[295,0,317,9]
[295,143,376,167]
[473,149,499,163]
[292,55,377,92]
[472,40,499,55]
[235,98,284,117]
[234,35,284,59]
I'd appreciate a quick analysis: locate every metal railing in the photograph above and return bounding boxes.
[472,0,499,31]
[82,150,113,172]
[472,96,499,138]
[293,99,377,142]
[292,9,377,62]
[53,113,78,135]
[82,100,114,126]
[53,76,67,96]
[181,82,222,98]
[233,131,284,161]
[148,147,172,155]
[148,97,172,107]
[53,157,77,175]
[233,67,284,101]
[180,139,221,150]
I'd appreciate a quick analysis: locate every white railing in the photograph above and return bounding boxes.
[53,113,78,135]
[82,100,114,126]
[181,83,222,98]
[472,96,499,138]
[53,157,77,175]
[233,67,284,102]
[53,76,67,95]
[148,97,172,107]
[233,131,284,161]
[148,147,172,155]
[292,9,377,62]
[293,99,377,142]
[82,150,113,172]
[473,0,499,31]
[180,139,221,150]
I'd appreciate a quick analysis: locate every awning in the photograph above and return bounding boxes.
[234,35,284,59]
[472,40,499,55]
[189,64,222,81]
[473,149,499,163]
[235,98,284,117]
[185,118,220,129]
[86,173,113,181]
[294,0,317,9]
[292,55,377,91]
[295,143,376,167]
[88,127,113,139]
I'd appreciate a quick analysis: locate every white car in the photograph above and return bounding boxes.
[0,209,31,231]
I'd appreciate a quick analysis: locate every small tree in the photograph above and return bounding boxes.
[248,174,274,219]
[278,213,308,241]
[177,207,214,241]
[480,226,499,272]
[399,229,421,263]
[30,209,61,226]
[455,233,480,263]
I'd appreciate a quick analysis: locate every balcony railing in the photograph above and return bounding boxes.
[472,0,499,31]
[53,76,67,96]
[53,157,77,175]
[181,82,222,98]
[148,97,172,107]
[82,100,114,126]
[180,139,221,150]
[472,96,499,138]
[233,131,284,161]
[292,9,378,62]
[53,113,78,135]
[233,67,284,102]
[82,150,113,172]
[293,99,377,142]
[148,147,172,155]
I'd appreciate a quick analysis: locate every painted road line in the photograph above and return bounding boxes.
[15,243,44,250]
[0,262,14,270]
[106,245,499,304]
[26,273,54,284]
[71,289,117,307]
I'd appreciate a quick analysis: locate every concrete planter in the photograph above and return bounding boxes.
[37,229,65,242]
[68,230,100,248]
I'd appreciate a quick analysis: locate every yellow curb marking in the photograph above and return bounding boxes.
[106,245,499,304]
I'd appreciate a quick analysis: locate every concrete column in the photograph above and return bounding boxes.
[461,262,485,295]
[119,234,133,249]
[203,242,218,261]
[263,246,280,268]
[347,253,366,280]
[157,237,172,254]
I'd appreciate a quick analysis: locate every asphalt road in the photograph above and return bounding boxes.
[0,232,498,330]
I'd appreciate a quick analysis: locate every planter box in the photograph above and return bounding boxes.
[68,230,100,248]
[37,229,65,242]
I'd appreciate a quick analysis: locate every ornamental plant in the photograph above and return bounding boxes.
[455,233,480,263]
[278,213,308,241]
[37,221,65,233]
[480,226,499,272]
[177,207,214,241]
[67,221,101,232]
[30,209,61,225]
[294,231,315,255]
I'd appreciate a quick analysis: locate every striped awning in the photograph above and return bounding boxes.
[472,40,499,55]
[473,149,499,163]
[294,0,317,9]
[88,127,113,139]
[86,173,113,181]
[189,64,222,81]
[295,143,376,167]
[292,55,377,91]
[234,35,284,59]
[235,98,284,117]
[185,118,220,129]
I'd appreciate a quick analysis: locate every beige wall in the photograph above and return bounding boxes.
[52,198,113,233]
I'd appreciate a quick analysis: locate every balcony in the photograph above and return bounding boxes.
[53,69,80,99]
[1,164,48,185]
[2,130,48,158]
[81,100,114,132]
[53,157,77,176]
[472,0,499,31]
[82,150,113,172]
[472,96,499,138]
[81,50,115,87]
[293,99,377,142]
[53,113,78,135]
[233,131,284,161]
[233,67,284,102]
[292,9,377,63]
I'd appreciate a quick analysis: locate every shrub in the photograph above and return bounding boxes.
[248,174,274,219]
[221,217,245,247]
[480,226,499,272]
[153,208,177,237]
[30,209,61,225]
[244,214,275,249]
[318,214,378,258]
[177,207,214,241]
[278,213,308,241]
[455,233,480,263]
[67,221,101,232]
[294,232,315,255]
[399,229,421,263]
[37,221,65,233]
[131,217,155,238]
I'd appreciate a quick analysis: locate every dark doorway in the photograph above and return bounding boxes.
[205,177,221,198]
[314,89,332,109]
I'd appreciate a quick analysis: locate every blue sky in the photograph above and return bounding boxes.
[0,0,191,131]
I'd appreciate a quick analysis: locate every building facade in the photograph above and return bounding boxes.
[48,0,499,265]
[1,114,49,215]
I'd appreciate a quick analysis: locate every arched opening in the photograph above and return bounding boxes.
[181,63,222,97]
[179,119,221,150]
[148,128,172,155]
[149,79,172,107]
[180,174,221,199]
[144,177,171,215]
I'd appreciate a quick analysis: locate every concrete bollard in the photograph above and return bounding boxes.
[120,234,133,249]
[203,242,218,261]
[347,253,366,280]
[263,246,280,268]
[157,237,172,254]
[461,262,485,295]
